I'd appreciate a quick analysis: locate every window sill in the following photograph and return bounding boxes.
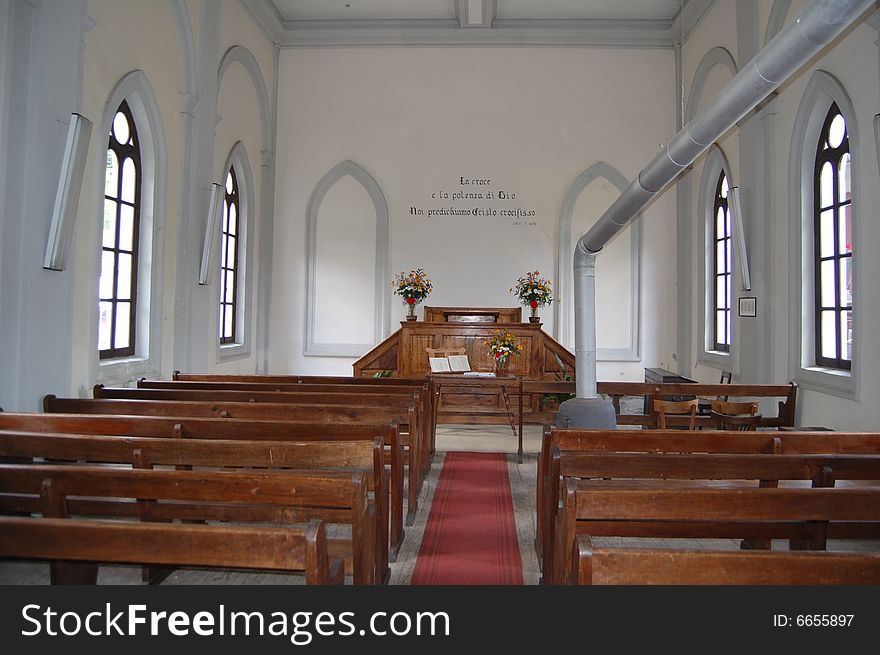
[697,348,732,372]
[97,355,159,386]
[793,364,858,400]
[218,342,251,363]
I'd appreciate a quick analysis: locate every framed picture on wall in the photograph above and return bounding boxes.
[738,297,757,317]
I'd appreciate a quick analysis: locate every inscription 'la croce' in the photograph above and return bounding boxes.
[408,175,535,224]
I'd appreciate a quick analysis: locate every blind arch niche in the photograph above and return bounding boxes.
[305,160,389,357]
[556,161,641,361]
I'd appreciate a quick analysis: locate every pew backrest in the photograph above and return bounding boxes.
[574,535,880,585]
[0,413,405,569]
[554,482,880,583]
[0,516,341,584]
[0,463,374,583]
[537,427,880,559]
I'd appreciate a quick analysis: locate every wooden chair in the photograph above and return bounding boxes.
[710,399,758,416]
[698,370,734,415]
[710,400,759,431]
[652,398,698,430]
[711,411,763,431]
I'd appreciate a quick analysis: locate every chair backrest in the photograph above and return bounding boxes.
[710,399,758,416]
[718,370,732,401]
[711,411,763,431]
[652,398,698,430]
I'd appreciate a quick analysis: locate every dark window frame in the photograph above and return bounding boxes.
[99,99,140,360]
[712,171,731,353]
[219,166,240,344]
[813,102,852,371]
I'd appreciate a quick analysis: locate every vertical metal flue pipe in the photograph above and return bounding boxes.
[573,0,874,399]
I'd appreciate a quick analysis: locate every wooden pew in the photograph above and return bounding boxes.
[39,400,412,534]
[573,535,880,585]
[554,483,880,584]
[0,463,375,584]
[544,448,880,582]
[0,431,389,584]
[520,381,798,431]
[0,411,405,559]
[140,378,437,466]
[93,384,432,500]
[0,516,343,585]
[140,378,421,393]
[169,372,438,455]
[535,427,880,561]
[173,372,427,384]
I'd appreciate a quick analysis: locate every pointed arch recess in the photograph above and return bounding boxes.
[305,160,390,357]
[685,47,738,123]
[94,70,168,384]
[168,0,196,98]
[696,145,738,372]
[787,70,860,399]
[556,162,641,360]
[765,0,794,46]
[217,45,271,155]
[216,141,256,362]
[217,45,274,370]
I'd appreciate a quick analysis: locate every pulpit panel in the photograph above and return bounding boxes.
[352,308,575,424]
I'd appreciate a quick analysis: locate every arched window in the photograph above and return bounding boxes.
[712,172,732,352]
[219,167,240,344]
[813,103,852,370]
[99,100,140,359]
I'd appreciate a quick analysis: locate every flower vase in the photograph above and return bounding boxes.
[495,358,508,377]
[529,305,540,323]
[406,301,417,321]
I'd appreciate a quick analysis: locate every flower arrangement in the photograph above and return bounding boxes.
[511,271,553,319]
[392,268,433,319]
[485,329,523,373]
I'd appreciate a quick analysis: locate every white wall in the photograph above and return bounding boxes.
[71,0,183,393]
[273,46,678,378]
[0,0,278,409]
[680,0,880,429]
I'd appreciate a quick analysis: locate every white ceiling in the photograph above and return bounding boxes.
[254,0,701,47]
[497,1,685,21]
[269,0,685,23]
[271,1,456,22]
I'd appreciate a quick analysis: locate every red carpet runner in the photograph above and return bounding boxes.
[410,452,523,585]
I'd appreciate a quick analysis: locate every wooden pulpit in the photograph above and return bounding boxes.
[353,307,574,425]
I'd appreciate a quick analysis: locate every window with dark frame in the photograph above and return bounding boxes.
[219,167,240,344]
[712,171,731,352]
[813,103,852,370]
[99,100,140,359]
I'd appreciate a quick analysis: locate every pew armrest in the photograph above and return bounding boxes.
[328,558,346,585]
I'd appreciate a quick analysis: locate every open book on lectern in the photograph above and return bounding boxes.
[429,354,471,373]
[447,355,471,372]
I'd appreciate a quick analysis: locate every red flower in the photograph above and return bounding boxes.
[529,300,539,309]
[495,352,502,359]
[406,297,416,305]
